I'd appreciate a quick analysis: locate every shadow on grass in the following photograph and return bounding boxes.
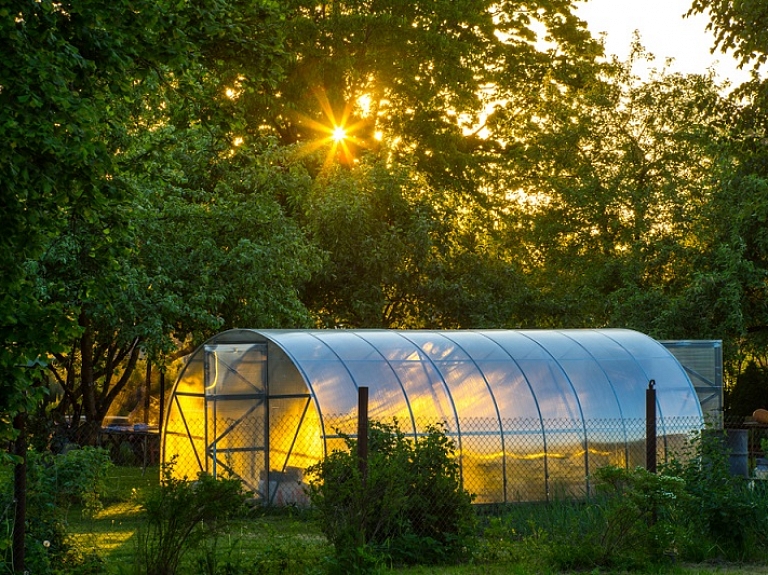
[64,465,156,571]
[65,465,330,573]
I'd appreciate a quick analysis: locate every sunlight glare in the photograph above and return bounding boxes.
[356,94,372,117]
[332,126,347,142]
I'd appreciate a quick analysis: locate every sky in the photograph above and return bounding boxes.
[574,0,753,86]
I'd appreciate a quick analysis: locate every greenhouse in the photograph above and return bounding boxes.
[161,328,704,504]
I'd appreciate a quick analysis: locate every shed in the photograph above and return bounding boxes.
[162,328,703,504]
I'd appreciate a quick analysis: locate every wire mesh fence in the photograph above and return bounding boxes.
[97,413,768,507]
[97,427,160,469]
[160,414,707,505]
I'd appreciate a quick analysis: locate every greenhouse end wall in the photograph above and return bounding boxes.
[162,329,704,504]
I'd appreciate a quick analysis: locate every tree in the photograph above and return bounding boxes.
[725,360,768,416]
[298,160,436,328]
[0,0,198,567]
[0,0,169,454]
[3,0,296,442]
[38,131,322,443]
[687,0,768,69]
[272,1,605,329]
[492,45,733,333]
[687,0,768,371]
[245,1,603,182]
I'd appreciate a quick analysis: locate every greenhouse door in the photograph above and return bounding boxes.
[203,343,267,496]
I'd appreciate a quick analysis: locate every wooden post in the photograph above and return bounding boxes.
[357,387,369,482]
[646,380,657,473]
[12,411,26,574]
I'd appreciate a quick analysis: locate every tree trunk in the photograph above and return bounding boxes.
[144,361,151,425]
[79,310,97,424]
[77,310,102,445]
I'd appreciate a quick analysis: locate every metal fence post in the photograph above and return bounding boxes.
[646,380,657,473]
[357,387,369,483]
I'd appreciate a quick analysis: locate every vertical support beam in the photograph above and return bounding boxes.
[646,380,657,473]
[357,386,369,483]
[159,371,165,432]
[264,381,270,506]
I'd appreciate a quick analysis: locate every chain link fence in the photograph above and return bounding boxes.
[159,413,706,505]
[98,414,768,505]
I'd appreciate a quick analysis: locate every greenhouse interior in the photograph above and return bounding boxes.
[161,328,708,504]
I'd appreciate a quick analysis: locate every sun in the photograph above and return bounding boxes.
[291,87,375,169]
[332,126,347,142]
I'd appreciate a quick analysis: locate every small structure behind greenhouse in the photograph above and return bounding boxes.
[660,340,723,423]
[161,329,704,504]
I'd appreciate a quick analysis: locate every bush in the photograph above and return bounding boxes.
[133,461,249,575]
[479,466,689,572]
[481,430,768,571]
[589,465,690,567]
[0,446,112,574]
[662,429,768,561]
[307,420,475,572]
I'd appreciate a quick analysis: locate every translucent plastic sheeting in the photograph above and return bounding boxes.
[162,328,704,504]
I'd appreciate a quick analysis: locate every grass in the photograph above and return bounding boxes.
[64,465,157,570]
[60,465,768,575]
[390,566,768,575]
[64,465,328,573]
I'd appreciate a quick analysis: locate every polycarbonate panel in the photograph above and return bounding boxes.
[607,329,671,358]
[205,344,267,396]
[635,356,700,418]
[163,393,207,479]
[357,331,456,431]
[477,360,540,419]
[405,332,498,422]
[515,359,583,420]
[174,354,204,395]
[504,419,547,502]
[589,357,648,420]
[461,430,504,503]
[661,340,723,421]
[533,331,622,420]
[313,332,413,426]
[295,360,358,414]
[387,359,456,431]
[491,331,582,420]
[315,331,383,361]
[267,344,309,397]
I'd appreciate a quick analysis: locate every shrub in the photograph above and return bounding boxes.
[478,430,768,570]
[662,429,768,561]
[588,465,690,567]
[481,467,689,572]
[133,461,249,575]
[0,446,112,574]
[307,420,475,572]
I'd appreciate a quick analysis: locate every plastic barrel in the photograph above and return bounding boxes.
[725,429,749,478]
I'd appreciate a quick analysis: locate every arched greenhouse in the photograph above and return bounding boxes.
[161,329,704,504]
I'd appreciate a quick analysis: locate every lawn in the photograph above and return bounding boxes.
[65,465,327,573]
[61,465,768,575]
